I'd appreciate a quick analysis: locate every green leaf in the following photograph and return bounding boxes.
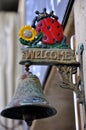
[19,38,30,46]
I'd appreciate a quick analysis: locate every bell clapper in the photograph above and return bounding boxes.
[24,64,31,76]
[27,121,33,127]
[23,114,33,127]
[25,64,30,72]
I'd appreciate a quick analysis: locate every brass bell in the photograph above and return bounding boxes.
[1,71,57,125]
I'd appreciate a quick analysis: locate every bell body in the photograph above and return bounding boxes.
[1,72,57,121]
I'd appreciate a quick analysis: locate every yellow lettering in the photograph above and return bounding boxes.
[35,51,41,58]
[23,49,76,63]
[50,51,57,59]
[45,51,50,59]
[26,50,35,59]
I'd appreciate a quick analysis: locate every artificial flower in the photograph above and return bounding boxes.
[18,25,37,42]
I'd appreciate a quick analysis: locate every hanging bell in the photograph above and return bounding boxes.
[1,71,57,125]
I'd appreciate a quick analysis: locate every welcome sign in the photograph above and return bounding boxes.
[20,48,79,66]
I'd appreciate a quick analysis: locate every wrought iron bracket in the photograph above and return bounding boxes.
[57,43,85,104]
[76,43,85,103]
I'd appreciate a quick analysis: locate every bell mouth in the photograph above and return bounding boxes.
[1,104,57,120]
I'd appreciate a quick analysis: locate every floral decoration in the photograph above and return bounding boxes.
[18,25,37,42]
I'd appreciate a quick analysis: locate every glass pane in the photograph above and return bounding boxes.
[25,0,69,24]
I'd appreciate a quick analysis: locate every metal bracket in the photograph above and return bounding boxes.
[76,43,85,104]
[57,43,85,104]
[57,43,86,129]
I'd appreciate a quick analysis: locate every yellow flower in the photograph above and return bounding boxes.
[18,25,37,42]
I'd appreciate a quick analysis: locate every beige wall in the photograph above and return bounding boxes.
[74,0,86,129]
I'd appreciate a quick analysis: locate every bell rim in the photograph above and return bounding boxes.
[1,104,57,120]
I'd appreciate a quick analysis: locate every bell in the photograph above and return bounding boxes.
[1,71,57,125]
